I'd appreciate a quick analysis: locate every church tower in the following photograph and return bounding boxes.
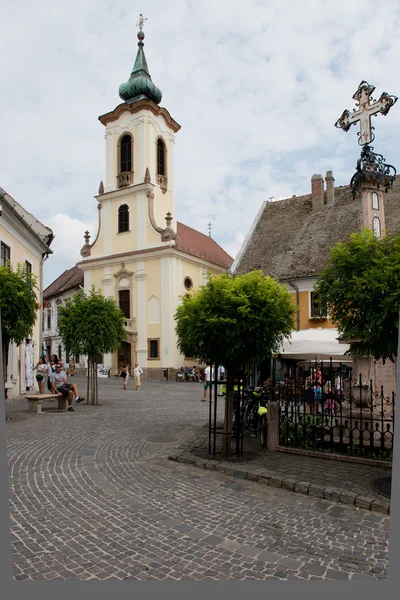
[77,17,233,379]
[84,22,181,261]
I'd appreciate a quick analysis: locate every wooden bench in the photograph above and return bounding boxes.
[25,393,67,413]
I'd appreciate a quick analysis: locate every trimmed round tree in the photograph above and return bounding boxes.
[59,287,126,405]
[175,270,296,456]
[315,229,400,363]
[0,264,38,394]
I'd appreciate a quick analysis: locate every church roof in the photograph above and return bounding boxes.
[119,31,162,105]
[43,265,84,300]
[233,176,400,280]
[176,222,234,269]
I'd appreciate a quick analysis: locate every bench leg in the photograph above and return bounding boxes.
[58,397,67,410]
[28,401,41,413]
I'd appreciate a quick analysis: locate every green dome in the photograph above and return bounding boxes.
[119,32,162,105]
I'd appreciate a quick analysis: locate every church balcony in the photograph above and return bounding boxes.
[124,318,137,332]
[117,171,134,188]
[156,174,168,193]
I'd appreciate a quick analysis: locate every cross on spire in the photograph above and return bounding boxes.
[136,13,147,31]
[335,81,397,146]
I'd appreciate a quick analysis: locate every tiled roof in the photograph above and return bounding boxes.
[0,185,54,248]
[43,266,84,300]
[234,177,400,280]
[176,222,233,269]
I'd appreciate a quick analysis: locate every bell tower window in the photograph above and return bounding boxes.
[156,138,168,193]
[118,204,130,233]
[117,134,134,187]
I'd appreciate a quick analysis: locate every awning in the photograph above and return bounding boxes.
[278,328,352,362]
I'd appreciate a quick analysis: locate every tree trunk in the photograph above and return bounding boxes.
[221,369,235,458]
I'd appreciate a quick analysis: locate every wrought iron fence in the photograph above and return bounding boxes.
[277,360,395,461]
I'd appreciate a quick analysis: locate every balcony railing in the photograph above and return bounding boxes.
[156,174,168,193]
[117,171,134,188]
[124,318,137,332]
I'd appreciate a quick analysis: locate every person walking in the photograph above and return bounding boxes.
[202,362,215,402]
[133,363,143,390]
[121,364,130,390]
[33,356,50,394]
[50,363,84,411]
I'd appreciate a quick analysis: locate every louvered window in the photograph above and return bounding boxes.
[120,135,132,173]
[157,138,165,175]
[118,204,129,233]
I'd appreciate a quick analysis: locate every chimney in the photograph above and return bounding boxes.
[311,174,324,212]
[325,170,335,206]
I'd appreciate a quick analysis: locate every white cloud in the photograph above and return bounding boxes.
[1,0,400,286]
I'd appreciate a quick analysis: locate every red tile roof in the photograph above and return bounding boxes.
[176,222,233,268]
[43,266,84,300]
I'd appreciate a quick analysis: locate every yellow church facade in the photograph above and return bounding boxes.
[77,28,232,379]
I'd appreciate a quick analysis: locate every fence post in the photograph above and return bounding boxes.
[267,400,279,452]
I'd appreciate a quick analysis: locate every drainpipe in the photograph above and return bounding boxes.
[39,252,50,357]
[287,280,300,331]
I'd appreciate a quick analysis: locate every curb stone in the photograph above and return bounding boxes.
[167,451,390,515]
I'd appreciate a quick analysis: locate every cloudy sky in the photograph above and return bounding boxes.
[1,0,400,288]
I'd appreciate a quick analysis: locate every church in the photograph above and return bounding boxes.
[76,24,233,380]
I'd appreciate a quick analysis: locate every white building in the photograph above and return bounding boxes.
[0,186,53,398]
[42,266,84,369]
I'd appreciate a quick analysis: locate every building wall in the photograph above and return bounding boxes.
[1,209,46,398]
[81,250,224,378]
[42,287,83,370]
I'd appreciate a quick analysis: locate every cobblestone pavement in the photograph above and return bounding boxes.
[170,424,392,513]
[6,378,390,581]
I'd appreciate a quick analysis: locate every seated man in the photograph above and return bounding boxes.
[50,363,84,412]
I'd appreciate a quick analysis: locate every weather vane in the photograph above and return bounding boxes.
[137,13,147,31]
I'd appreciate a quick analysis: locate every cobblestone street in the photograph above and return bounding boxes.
[6,378,390,581]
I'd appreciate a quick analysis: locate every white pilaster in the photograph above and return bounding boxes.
[102,201,112,255]
[136,191,147,249]
[102,266,112,297]
[160,256,171,368]
[105,129,115,193]
[136,119,145,184]
[135,261,147,367]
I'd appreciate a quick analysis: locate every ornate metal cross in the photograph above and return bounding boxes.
[136,13,147,31]
[335,80,397,146]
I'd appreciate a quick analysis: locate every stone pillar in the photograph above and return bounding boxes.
[311,174,324,212]
[325,170,335,206]
[267,400,279,452]
[359,184,386,237]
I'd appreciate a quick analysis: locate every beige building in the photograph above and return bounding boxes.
[232,172,400,392]
[0,186,53,398]
[76,29,232,379]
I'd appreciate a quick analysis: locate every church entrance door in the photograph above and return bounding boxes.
[118,341,131,373]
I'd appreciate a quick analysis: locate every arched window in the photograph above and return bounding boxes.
[118,204,129,233]
[120,135,132,173]
[372,216,381,239]
[157,138,166,176]
[372,192,379,210]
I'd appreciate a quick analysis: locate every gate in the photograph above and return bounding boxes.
[277,359,395,461]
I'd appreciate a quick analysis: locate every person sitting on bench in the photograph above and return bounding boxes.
[50,364,84,412]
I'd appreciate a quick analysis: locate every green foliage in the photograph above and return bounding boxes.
[174,270,296,368]
[58,286,127,360]
[315,229,400,362]
[0,263,38,345]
